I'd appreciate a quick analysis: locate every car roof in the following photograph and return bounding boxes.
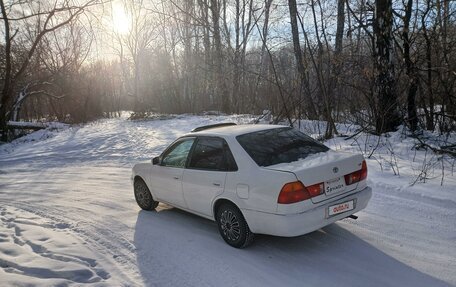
[184,124,289,138]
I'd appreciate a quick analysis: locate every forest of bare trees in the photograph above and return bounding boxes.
[1,0,455,141]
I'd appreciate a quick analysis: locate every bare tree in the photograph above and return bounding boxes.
[374,0,400,133]
[210,0,229,113]
[401,0,418,132]
[0,0,102,140]
[288,0,318,122]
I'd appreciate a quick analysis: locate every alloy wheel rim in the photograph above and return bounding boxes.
[135,183,149,206]
[220,210,240,241]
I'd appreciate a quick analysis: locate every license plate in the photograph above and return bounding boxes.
[328,200,355,216]
[325,177,346,195]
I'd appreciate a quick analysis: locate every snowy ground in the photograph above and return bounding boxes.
[0,114,455,286]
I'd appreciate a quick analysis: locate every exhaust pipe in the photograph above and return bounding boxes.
[347,214,358,220]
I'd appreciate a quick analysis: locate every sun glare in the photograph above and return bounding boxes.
[111,3,130,35]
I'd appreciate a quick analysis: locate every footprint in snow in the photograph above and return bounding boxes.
[0,206,111,284]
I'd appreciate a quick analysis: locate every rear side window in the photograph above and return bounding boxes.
[236,127,329,167]
[188,137,237,171]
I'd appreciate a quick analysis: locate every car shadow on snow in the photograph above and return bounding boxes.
[133,206,449,287]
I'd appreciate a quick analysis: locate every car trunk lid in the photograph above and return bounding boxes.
[265,150,364,203]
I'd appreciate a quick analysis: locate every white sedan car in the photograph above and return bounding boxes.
[132,123,372,248]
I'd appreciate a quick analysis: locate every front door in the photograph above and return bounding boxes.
[150,137,195,208]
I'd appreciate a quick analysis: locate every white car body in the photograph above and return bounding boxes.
[132,124,372,238]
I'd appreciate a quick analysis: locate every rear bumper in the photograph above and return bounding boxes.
[242,186,372,237]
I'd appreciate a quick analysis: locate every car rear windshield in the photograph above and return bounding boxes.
[236,127,329,167]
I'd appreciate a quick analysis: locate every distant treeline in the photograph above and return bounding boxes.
[1,0,455,141]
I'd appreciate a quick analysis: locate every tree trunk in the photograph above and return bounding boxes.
[0,0,12,141]
[402,0,418,132]
[288,0,317,120]
[260,0,273,71]
[210,0,230,113]
[374,0,400,133]
[335,0,344,54]
[421,3,435,130]
[330,0,345,136]
[232,0,241,113]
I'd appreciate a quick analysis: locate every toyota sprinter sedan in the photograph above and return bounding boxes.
[132,123,372,248]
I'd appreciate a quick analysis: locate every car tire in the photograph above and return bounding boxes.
[134,178,159,210]
[216,203,254,248]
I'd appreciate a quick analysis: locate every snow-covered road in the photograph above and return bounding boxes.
[0,115,455,286]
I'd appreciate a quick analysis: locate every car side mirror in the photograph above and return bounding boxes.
[152,156,160,165]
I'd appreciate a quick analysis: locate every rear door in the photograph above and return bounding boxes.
[182,137,237,217]
[150,137,195,208]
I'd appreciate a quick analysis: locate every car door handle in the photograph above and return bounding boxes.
[213,182,221,186]
[173,176,180,180]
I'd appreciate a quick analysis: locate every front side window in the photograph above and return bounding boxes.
[188,137,237,171]
[236,127,329,167]
[161,138,195,168]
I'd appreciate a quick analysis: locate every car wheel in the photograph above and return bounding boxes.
[134,178,159,210]
[216,203,254,248]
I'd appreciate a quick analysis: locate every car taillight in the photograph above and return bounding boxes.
[344,160,368,185]
[278,181,324,204]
